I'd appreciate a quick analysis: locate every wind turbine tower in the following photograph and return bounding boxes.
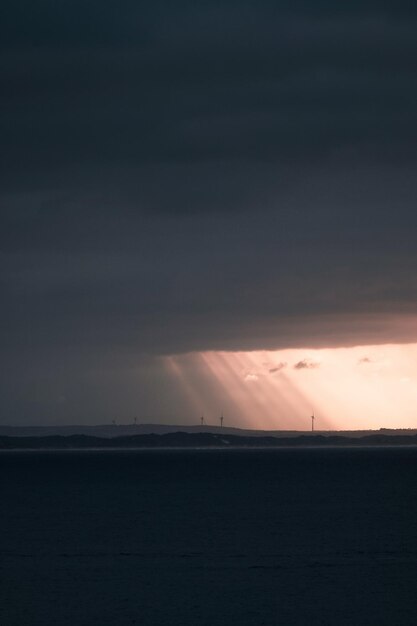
[200,415,204,427]
[311,410,315,432]
[220,413,224,428]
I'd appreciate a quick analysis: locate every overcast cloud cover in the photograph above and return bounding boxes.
[1,1,417,423]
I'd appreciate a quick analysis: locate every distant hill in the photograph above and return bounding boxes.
[1,423,416,439]
[1,431,417,449]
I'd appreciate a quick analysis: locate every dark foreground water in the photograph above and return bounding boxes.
[1,448,417,626]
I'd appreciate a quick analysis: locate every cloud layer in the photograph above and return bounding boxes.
[1,1,417,422]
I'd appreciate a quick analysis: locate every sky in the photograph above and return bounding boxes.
[1,1,417,428]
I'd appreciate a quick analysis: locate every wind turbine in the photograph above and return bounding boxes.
[311,410,315,432]
[220,412,224,428]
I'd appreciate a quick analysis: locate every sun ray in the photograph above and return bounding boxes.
[164,343,417,430]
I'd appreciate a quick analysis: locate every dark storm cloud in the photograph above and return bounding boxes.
[269,363,287,374]
[2,2,417,183]
[293,359,320,370]
[1,1,417,422]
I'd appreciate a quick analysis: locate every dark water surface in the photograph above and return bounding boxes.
[1,447,417,625]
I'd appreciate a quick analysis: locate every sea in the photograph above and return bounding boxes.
[1,447,417,625]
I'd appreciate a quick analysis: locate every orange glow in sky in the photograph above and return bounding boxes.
[165,343,417,431]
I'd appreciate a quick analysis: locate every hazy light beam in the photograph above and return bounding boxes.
[165,343,417,430]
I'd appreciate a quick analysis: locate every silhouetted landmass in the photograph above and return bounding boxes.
[2,424,417,439]
[2,432,417,449]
